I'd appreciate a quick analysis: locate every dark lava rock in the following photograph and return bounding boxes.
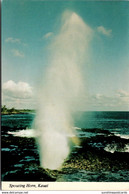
[3,166,56,181]
[62,134,129,172]
[1,127,129,182]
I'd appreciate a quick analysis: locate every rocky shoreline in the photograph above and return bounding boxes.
[1,128,129,182]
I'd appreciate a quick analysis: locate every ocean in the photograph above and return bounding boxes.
[1,111,129,182]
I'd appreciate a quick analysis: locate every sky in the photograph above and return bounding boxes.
[2,0,129,111]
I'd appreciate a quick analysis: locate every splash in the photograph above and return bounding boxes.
[7,129,37,138]
[34,11,92,170]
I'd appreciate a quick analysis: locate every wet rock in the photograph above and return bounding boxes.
[3,166,56,181]
[1,127,129,181]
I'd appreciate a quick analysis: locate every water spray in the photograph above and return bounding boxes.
[34,11,92,170]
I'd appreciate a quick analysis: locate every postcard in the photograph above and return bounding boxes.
[1,0,129,191]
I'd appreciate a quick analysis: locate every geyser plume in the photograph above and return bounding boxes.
[35,11,92,170]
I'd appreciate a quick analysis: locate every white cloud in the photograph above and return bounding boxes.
[97,26,112,37]
[5,37,21,44]
[5,37,27,57]
[11,49,24,58]
[116,90,129,105]
[83,91,129,111]
[5,37,28,47]
[43,32,53,39]
[117,90,129,98]
[2,80,36,109]
[3,80,33,99]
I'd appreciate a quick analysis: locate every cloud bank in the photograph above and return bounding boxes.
[85,90,129,111]
[3,80,33,99]
[2,80,36,109]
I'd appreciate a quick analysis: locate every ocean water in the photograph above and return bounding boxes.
[1,111,129,182]
[73,111,129,138]
[2,111,129,136]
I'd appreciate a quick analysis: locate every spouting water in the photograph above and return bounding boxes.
[34,11,92,170]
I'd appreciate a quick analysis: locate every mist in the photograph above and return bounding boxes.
[34,10,92,170]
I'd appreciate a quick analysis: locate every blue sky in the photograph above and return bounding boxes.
[2,0,129,110]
